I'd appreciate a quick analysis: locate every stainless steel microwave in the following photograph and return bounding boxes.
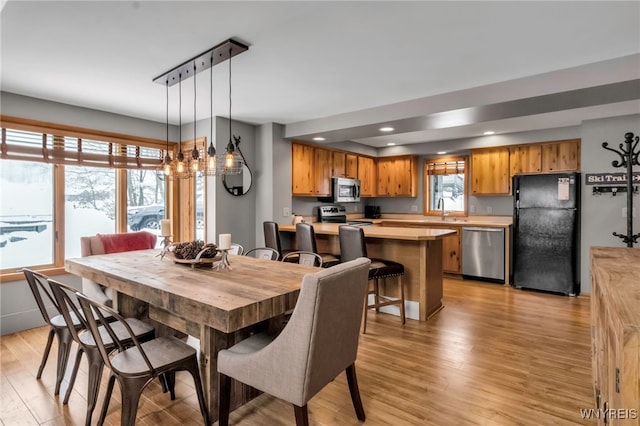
[333,177,361,203]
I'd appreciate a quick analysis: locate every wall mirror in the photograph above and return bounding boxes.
[223,139,252,196]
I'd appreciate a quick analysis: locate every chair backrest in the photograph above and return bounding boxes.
[296,223,318,253]
[229,243,244,255]
[339,225,368,262]
[281,251,323,267]
[266,257,370,405]
[76,292,154,375]
[48,279,90,345]
[22,268,59,326]
[245,247,279,261]
[263,221,282,254]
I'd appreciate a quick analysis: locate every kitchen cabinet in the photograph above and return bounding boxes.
[291,142,332,196]
[346,153,358,178]
[358,156,377,197]
[591,247,640,426]
[541,139,580,172]
[470,147,511,195]
[509,144,542,175]
[377,155,419,197]
[332,152,358,179]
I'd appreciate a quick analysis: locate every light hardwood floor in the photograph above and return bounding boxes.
[1,278,595,425]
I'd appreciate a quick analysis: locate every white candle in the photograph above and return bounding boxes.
[160,219,171,237]
[219,233,231,250]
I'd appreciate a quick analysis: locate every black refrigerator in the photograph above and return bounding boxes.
[512,173,580,295]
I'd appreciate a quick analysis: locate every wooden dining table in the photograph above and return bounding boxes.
[65,249,318,423]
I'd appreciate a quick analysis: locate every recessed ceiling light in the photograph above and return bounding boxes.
[437,151,447,155]
[312,137,326,141]
[387,142,396,146]
[483,131,495,135]
[379,127,395,132]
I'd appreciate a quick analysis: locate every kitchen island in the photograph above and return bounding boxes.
[279,223,455,321]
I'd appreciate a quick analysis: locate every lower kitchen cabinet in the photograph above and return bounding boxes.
[591,247,640,426]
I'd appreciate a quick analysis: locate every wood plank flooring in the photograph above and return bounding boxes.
[0,278,595,425]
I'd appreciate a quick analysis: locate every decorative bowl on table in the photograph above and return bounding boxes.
[161,240,221,267]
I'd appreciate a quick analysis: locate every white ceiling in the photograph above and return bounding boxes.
[1,1,639,148]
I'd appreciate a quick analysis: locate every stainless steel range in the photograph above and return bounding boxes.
[317,205,373,226]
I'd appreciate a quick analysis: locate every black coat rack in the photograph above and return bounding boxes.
[602,132,639,247]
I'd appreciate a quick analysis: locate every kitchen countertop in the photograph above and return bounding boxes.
[279,222,456,241]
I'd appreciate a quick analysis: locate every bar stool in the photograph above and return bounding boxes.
[296,222,340,268]
[264,221,296,260]
[338,225,405,333]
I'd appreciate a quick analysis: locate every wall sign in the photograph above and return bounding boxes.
[585,172,640,185]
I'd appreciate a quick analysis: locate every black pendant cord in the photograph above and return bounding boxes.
[602,132,640,247]
[227,47,234,155]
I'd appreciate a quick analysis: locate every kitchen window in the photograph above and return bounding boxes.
[423,156,468,217]
[0,118,170,281]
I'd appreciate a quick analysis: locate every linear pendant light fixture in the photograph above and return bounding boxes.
[154,38,248,179]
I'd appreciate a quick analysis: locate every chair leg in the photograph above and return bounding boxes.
[63,346,84,404]
[362,292,368,334]
[293,404,309,426]
[399,275,406,325]
[218,373,231,426]
[54,327,74,395]
[98,374,116,426]
[119,376,149,426]
[373,279,380,312]
[160,372,176,400]
[186,358,210,426]
[345,364,366,421]
[37,327,55,379]
[84,349,105,426]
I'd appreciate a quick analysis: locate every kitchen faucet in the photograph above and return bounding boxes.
[437,197,446,220]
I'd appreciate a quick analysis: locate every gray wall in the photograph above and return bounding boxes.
[579,114,640,293]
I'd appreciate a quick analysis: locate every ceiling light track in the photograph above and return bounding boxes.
[153,38,248,86]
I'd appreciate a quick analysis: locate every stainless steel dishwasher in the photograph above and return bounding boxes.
[462,227,505,283]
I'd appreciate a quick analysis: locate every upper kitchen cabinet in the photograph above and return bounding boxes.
[358,155,377,197]
[509,144,542,176]
[331,152,358,178]
[470,147,511,195]
[377,155,419,197]
[541,139,581,172]
[291,142,332,196]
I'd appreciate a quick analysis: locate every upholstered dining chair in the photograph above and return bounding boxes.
[80,231,157,307]
[339,225,406,333]
[217,257,371,426]
[48,279,156,426]
[22,268,84,396]
[295,222,340,267]
[263,221,294,260]
[75,292,210,426]
[281,250,323,267]
[245,247,280,261]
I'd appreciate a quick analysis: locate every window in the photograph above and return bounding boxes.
[0,117,171,280]
[424,156,468,217]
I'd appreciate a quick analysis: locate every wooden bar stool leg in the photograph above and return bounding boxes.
[399,275,405,325]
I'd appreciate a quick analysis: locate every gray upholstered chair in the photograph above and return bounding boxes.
[217,257,371,426]
[80,231,157,307]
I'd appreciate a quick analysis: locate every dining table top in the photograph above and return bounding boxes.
[65,249,319,334]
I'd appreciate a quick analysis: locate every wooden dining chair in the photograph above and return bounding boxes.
[48,279,156,426]
[75,292,210,426]
[22,268,84,396]
[339,225,406,333]
[245,247,280,260]
[295,223,340,267]
[217,257,371,426]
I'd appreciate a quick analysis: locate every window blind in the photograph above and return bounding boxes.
[426,158,465,175]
